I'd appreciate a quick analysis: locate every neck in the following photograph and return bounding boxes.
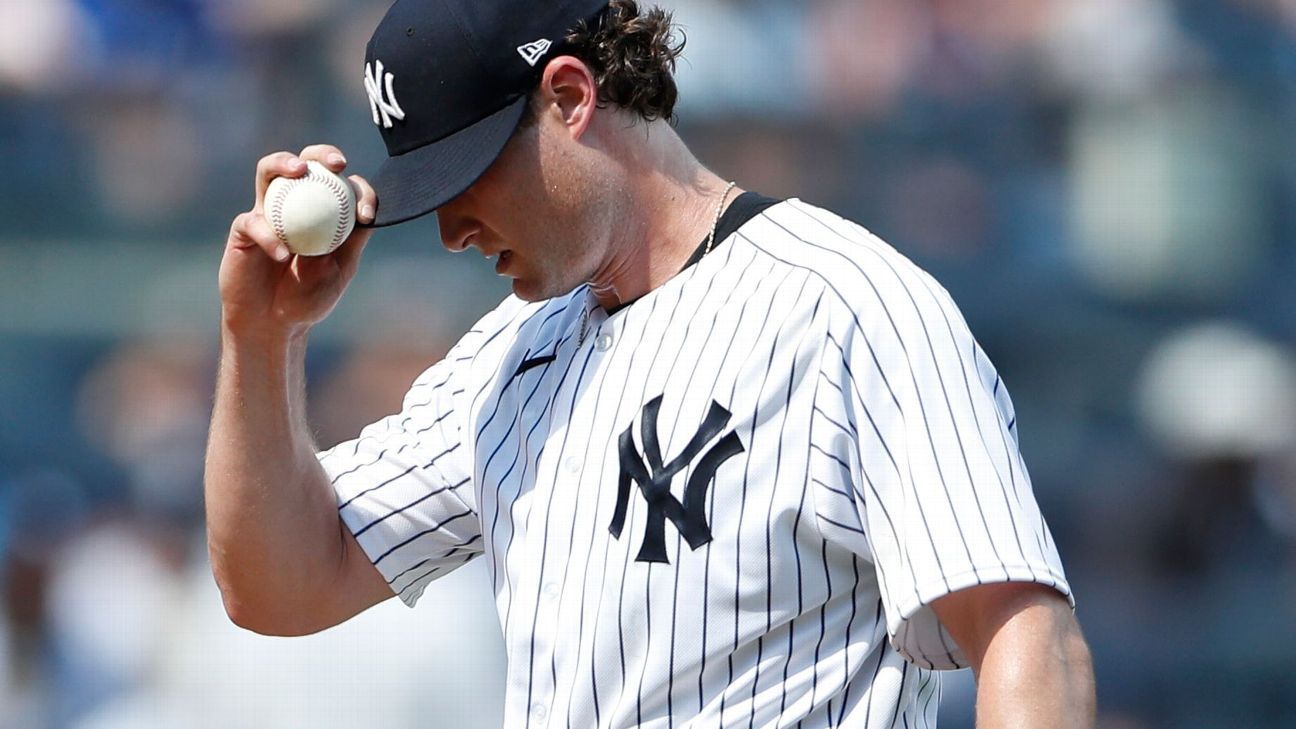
[585,120,741,310]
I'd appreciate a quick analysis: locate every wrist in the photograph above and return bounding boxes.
[219,317,311,370]
[220,312,310,350]
[216,315,313,431]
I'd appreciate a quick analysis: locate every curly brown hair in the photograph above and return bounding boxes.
[522,0,686,126]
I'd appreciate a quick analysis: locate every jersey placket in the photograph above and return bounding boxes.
[507,302,619,727]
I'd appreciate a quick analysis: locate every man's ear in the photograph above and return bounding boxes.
[537,56,597,139]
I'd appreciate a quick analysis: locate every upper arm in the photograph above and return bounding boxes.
[931,581,1095,727]
[212,455,403,637]
[252,518,397,637]
[929,582,1079,674]
[311,517,404,632]
[803,225,1072,669]
[315,297,542,613]
[318,349,484,607]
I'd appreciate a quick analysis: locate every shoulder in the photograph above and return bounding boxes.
[462,288,584,351]
[736,199,957,334]
[410,288,588,390]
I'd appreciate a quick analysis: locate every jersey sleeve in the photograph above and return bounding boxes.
[809,265,1072,670]
[317,332,485,608]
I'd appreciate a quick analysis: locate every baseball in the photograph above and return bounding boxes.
[264,161,357,256]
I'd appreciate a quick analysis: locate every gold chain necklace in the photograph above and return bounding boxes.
[704,180,738,256]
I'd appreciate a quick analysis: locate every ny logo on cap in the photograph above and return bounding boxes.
[364,60,406,129]
[517,39,552,67]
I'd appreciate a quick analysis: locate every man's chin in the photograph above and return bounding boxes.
[511,277,584,303]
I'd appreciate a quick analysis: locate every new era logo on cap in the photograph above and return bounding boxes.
[517,39,552,66]
[364,60,406,129]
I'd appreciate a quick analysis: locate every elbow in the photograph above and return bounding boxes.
[214,573,283,635]
[220,592,282,636]
[222,600,274,635]
[211,562,320,637]
[218,589,322,637]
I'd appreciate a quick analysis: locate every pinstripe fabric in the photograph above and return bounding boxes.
[318,199,1071,727]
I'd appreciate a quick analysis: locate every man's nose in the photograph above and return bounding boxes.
[437,212,479,252]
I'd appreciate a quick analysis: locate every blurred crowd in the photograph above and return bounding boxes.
[1,1,1295,728]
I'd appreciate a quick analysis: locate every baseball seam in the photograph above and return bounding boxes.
[317,170,354,249]
[268,182,290,245]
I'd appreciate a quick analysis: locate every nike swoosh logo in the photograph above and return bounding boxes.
[512,354,557,380]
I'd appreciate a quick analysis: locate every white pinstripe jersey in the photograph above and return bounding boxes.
[318,198,1072,728]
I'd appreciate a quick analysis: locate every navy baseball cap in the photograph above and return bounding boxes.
[364,0,610,227]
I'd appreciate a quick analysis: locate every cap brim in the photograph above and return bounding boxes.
[369,96,529,227]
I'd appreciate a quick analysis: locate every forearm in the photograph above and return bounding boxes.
[204,324,345,633]
[973,599,1095,728]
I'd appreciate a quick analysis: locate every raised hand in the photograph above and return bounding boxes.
[220,144,378,340]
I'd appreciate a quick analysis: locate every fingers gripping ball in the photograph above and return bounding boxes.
[265,161,357,256]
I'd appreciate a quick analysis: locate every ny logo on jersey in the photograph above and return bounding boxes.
[364,60,406,129]
[610,396,745,564]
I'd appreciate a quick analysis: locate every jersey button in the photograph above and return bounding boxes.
[596,333,614,351]
[543,582,560,598]
[564,456,580,474]
[530,703,548,721]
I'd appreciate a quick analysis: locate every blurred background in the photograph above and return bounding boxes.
[1,0,1294,727]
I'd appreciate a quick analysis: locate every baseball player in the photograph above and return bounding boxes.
[206,0,1096,726]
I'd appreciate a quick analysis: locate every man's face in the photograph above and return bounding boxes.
[434,110,608,302]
